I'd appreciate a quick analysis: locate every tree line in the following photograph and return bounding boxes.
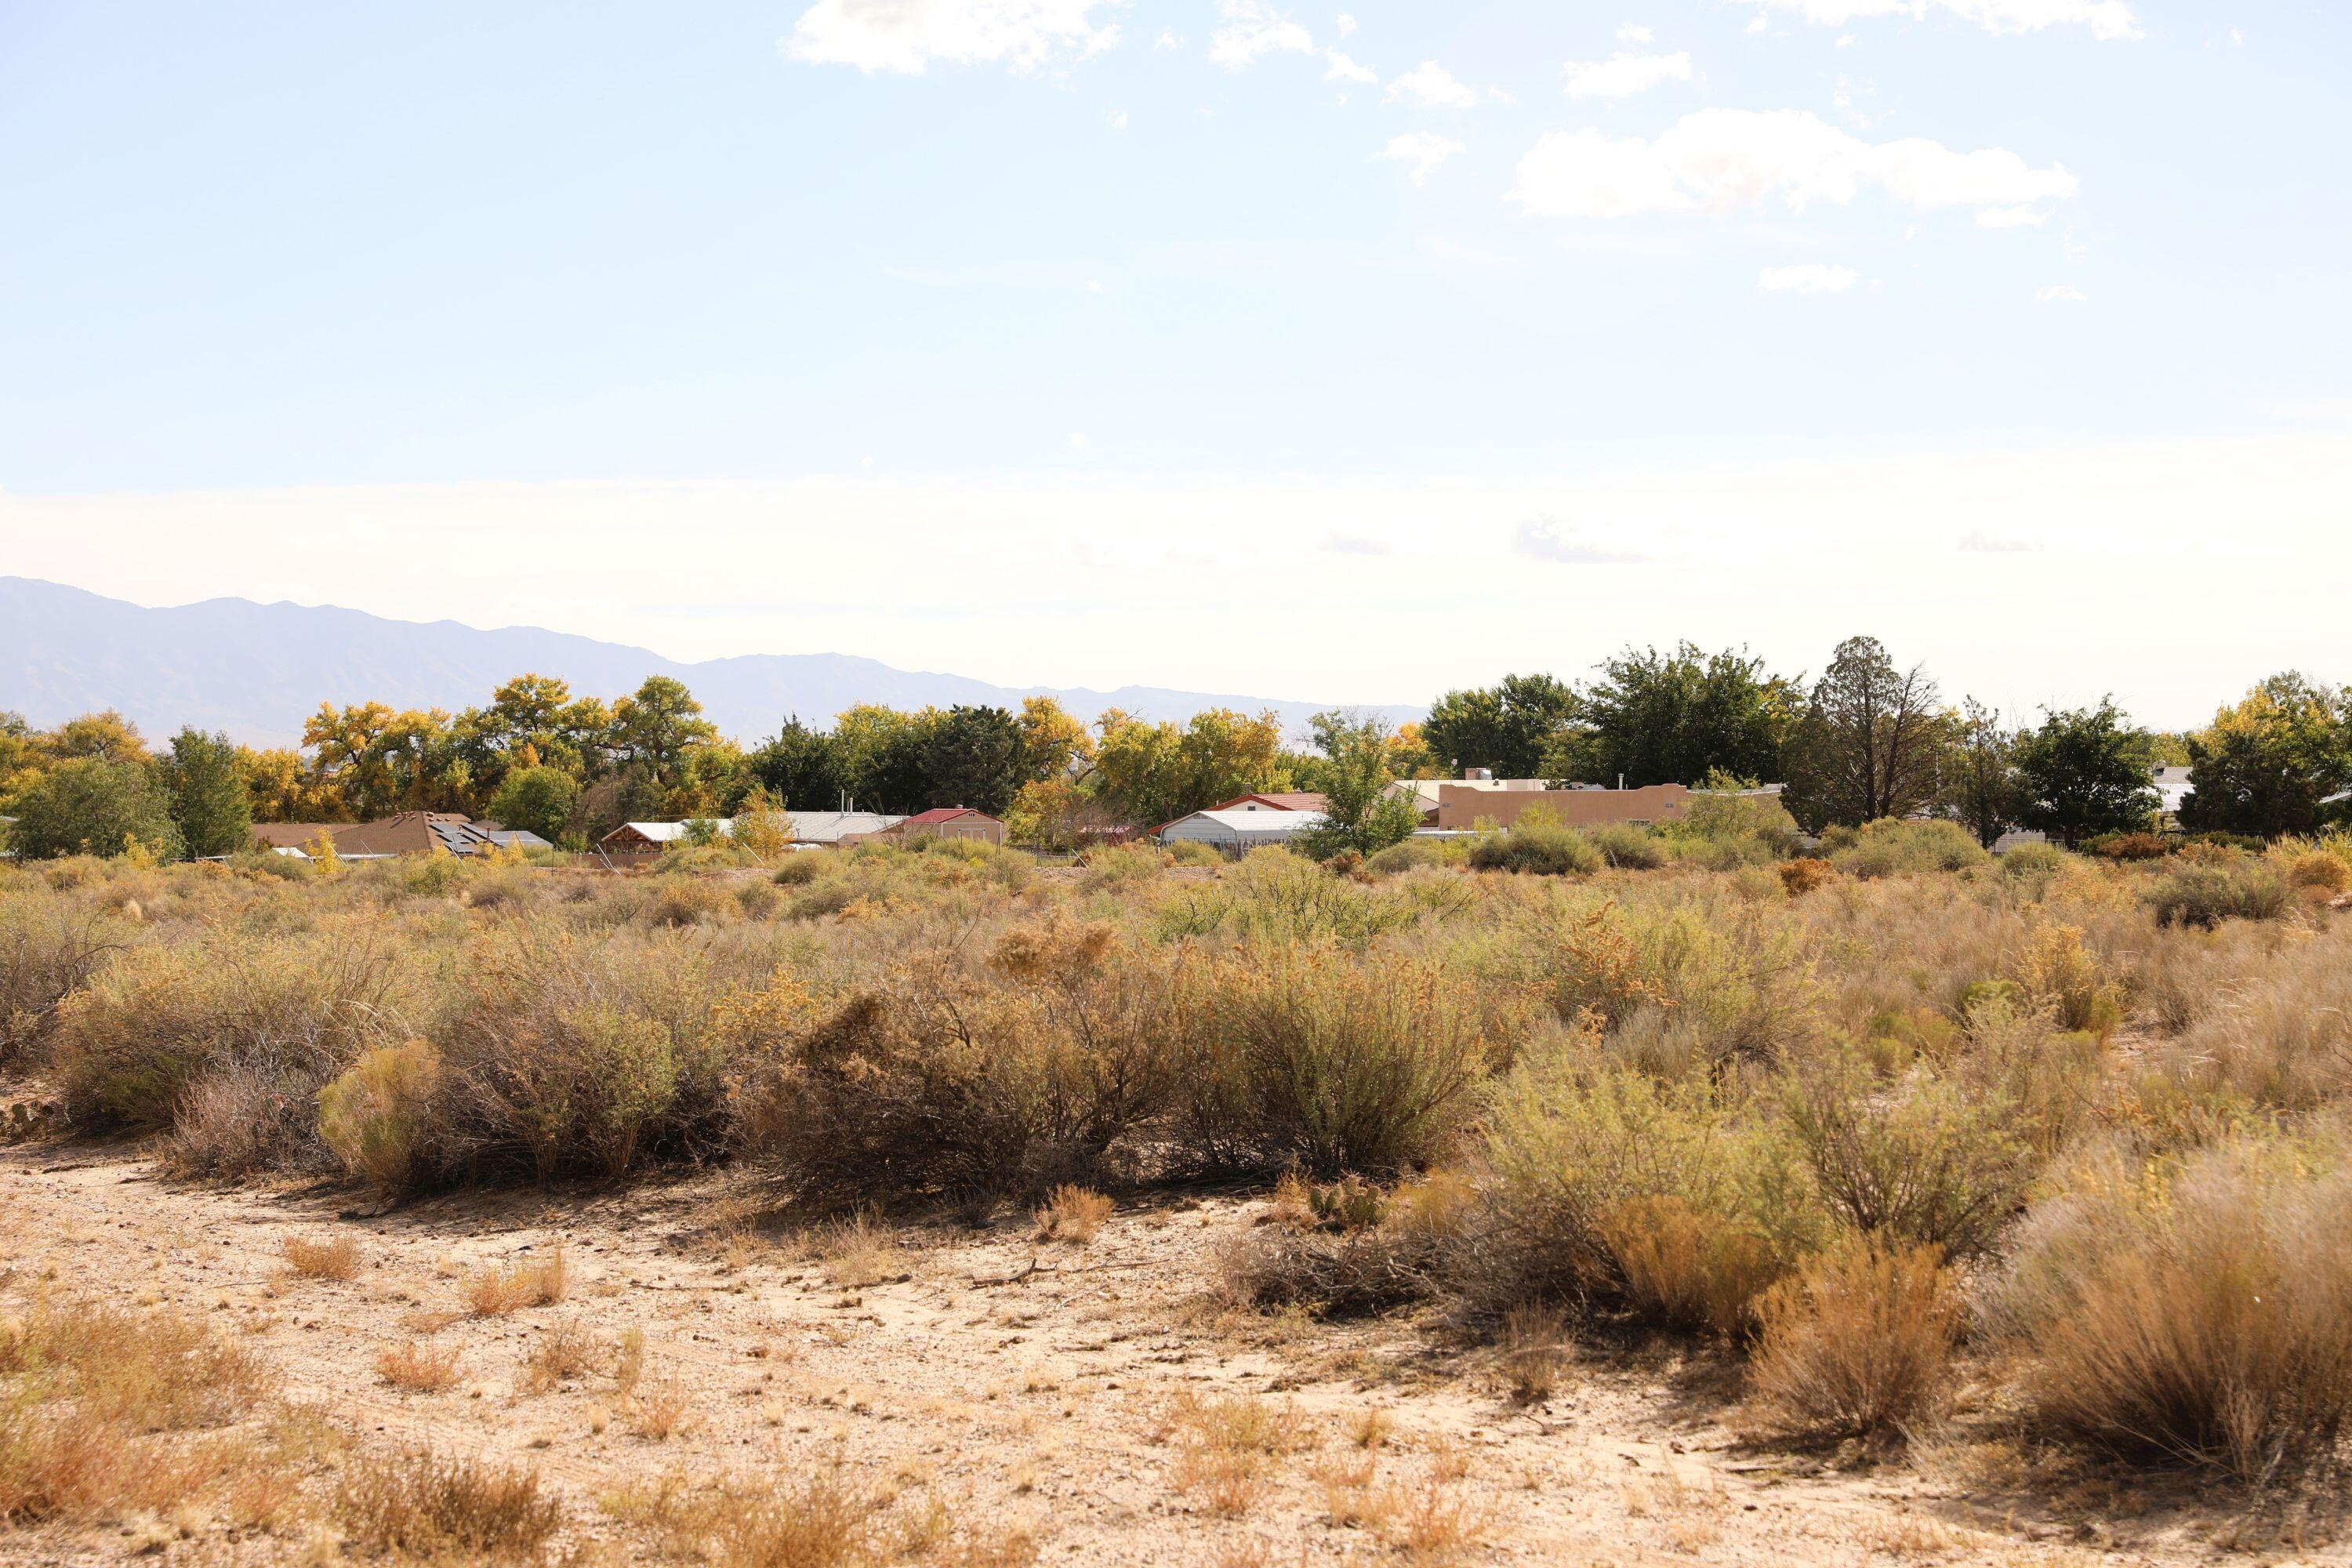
[3,634,2345,861]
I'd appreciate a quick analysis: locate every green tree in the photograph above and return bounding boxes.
[1294,712,1422,861]
[607,676,718,793]
[832,704,935,815]
[2013,698,2160,848]
[162,728,252,858]
[485,765,583,843]
[1090,707,1286,829]
[2178,673,2352,837]
[1940,699,2025,849]
[1421,673,1579,779]
[749,716,846,811]
[1781,637,1948,832]
[920,704,1027,815]
[6,756,182,861]
[1555,643,1798,786]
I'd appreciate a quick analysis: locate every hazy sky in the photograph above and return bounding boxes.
[2,1,2347,728]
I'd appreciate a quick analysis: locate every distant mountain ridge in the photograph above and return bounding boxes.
[0,578,1423,748]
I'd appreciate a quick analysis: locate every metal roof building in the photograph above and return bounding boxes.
[1157,808,1329,852]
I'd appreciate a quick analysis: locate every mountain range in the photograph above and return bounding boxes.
[0,577,1423,748]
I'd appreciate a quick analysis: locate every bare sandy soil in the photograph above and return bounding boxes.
[1,1135,2339,1567]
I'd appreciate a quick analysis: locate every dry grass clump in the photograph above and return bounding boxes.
[463,1246,568,1316]
[282,1233,361,1281]
[816,1213,903,1289]
[521,1319,601,1395]
[1496,1305,1571,1405]
[1991,1134,2352,1482]
[1744,1235,1959,1446]
[1167,1393,1316,1519]
[376,1340,463,1392]
[334,1446,561,1561]
[0,1299,278,1525]
[1032,1184,1112,1243]
[1596,1196,1784,1338]
[2147,859,2292,928]
[626,1376,695,1441]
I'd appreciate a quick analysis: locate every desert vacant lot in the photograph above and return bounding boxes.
[5,819,2352,1565]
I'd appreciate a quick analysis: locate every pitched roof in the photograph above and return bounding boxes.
[902,807,997,825]
[785,811,906,843]
[1162,808,1329,837]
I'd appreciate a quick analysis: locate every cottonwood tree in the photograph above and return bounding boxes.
[1555,643,1798,786]
[1782,637,1948,831]
[1294,711,1421,861]
[1421,673,1579,779]
[162,728,252,858]
[7,756,182,861]
[2179,673,2352,837]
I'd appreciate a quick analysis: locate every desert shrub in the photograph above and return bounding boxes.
[1744,1236,1958,1445]
[1364,837,1457,876]
[1467,815,1601,877]
[1150,849,1447,949]
[1998,842,2069,880]
[1214,1222,1441,1318]
[1080,842,1166,887]
[2147,862,2291,929]
[318,1040,446,1193]
[643,877,739,928]
[771,855,823,886]
[1175,945,1494,1178]
[2013,922,2123,1038]
[1780,1048,2039,1261]
[1991,1134,2352,1481]
[1526,896,1822,1070]
[1829,819,1987,880]
[1776,857,1833,895]
[1586,824,1668,870]
[334,1448,562,1561]
[1468,1056,1824,1314]
[1033,1184,1112,1243]
[0,897,129,1066]
[158,1055,326,1178]
[2164,928,2352,1108]
[46,922,408,1161]
[2282,848,2350,895]
[1163,839,1223,868]
[2088,831,2172,862]
[735,918,1185,1203]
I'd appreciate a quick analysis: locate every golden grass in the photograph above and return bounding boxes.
[333,1446,562,1562]
[1032,1185,1113,1244]
[376,1340,463,1392]
[281,1234,361,1281]
[818,1214,902,1290]
[1496,1305,1570,1406]
[1745,1236,1958,1446]
[521,1318,600,1396]
[463,1246,568,1316]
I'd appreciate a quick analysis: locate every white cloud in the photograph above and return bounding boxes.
[1086,278,1105,292]
[1106,107,1129,130]
[2037,284,2089,303]
[1617,22,1656,42]
[1337,12,1357,36]
[1722,0,2142,42]
[1324,49,1378,84]
[1758,263,1862,293]
[1512,515,1648,564]
[1960,530,2041,552]
[1154,27,1185,48]
[1209,0,1314,68]
[783,0,1124,74]
[1068,431,1088,448]
[1509,109,2078,223]
[1381,131,1466,185]
[1322,532,1390,556]
[1385,60,1485,108]
[1977,204,2049,228]
[1562,51,1693,100]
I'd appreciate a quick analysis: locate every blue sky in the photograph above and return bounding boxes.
[2,1,2348,729]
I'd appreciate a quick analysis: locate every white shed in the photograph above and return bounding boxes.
[1158,808,1329,853]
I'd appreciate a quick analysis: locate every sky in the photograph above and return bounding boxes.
[1,0,2347,731]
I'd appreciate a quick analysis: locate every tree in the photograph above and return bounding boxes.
[1294,713,1421,861]
[607,677,718,793]
[162,728,252,858]
[1421,674,1578,779]
[920,705,1027,815]
[1557,643,1798,787]
[1940,699,2025,849]
[749,717,846,811]
[1091,707,1287,829]
[2012,698,2159,848]
[1780,637,1948,831]
[45,710,149,764]
[2178,673,2352,838]
[1016,696,1094,781]
[832,704,935,815]
[485,765,582,844]
[6,757,181,860]
[0,711,43,803]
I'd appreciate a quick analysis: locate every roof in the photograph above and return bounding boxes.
[782,811,905,844]
[1161,808,1330,838]
[1210,793,1329,813]
[481,829,553,851]
[902,807,995,826]
[249,822,343,848]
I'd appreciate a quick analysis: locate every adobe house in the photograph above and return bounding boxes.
[880,808,1007,846]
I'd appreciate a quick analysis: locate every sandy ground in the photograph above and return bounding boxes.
[1,1135,2340,1567]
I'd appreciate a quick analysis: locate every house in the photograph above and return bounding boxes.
[877,808,1007,846]
[1210,792,1330,814]
[1382,769,1556,824]
[1157,808,1329,854]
